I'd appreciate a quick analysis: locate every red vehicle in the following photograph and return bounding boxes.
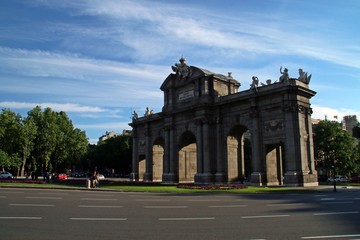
[54,173,68,180]
[351,176,360,183]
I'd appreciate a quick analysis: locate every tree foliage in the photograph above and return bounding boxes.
[0,107,88,176]
[313,120,358,176]
[87,134,132,176]
[353,124,360,139]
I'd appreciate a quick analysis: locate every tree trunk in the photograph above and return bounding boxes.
[20,146,27,177]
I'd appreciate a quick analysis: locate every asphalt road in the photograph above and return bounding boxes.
[0,187,359,240]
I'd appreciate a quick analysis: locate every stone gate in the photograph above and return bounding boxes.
[129,58,318,186]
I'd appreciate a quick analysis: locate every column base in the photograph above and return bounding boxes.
[215,172,226,183]
[194,173,214,184]
[284,171,318,187]
[143,173,153,182]
[162,173,179,183]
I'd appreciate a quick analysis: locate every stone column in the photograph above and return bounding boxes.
[299,106,318,186]
[195,119,203,183]
[162,127,170,182]
[130,128,139,181]
[283,102,308,186]
[202,119,213,183]
[143,127,153,182]
[215,117,226,183]
[249,106,264,186]
[239,134,245,178]
[306,108,317,174]
[166,126,178,182]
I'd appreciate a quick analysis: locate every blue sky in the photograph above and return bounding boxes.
[1,0,359,144]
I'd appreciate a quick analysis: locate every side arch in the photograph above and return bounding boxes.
[178,131,197,183]
[152,137,165,182]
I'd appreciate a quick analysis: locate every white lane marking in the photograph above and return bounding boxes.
[84,194,114,197]
[187,199,221,202]
[78,205,123,208]
[320,201,353,204]
[0,216,42,220]
[0,191,24,194]
[80,198,118,201]
[0,196,6,198]
[319,198,335,201]
[39,192,69,195]
[267,203,304,207]
[313,211,359,216]
[70,217,127,221]
[135,199,170,202]
[9,204,55,207]
[159,217,215,221]
[208,205,248,208]
[301,234,360,239]
[241,214,290,219]
[144,206,188,209]
[25,196,63,200]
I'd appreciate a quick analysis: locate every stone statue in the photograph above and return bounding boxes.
[250,76,259,91]
[132,110,138,120]
[279,66,289,83]
[298,68,312,84]
[260,79,274,86]
[144,107,153,117]
[171,56,192,80]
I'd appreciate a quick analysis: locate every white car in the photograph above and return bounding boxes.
[327,175,349,182]
[97,174,105,180]
[0,171,13,179]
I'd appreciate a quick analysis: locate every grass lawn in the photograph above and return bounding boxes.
[0,180,329,194]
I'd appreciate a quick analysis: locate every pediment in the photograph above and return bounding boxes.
[160,66,216,91]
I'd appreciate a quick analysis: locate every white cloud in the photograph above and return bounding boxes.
[22,1,360,70]
[312,104,359,122]
[76,121,131,130]
[0,101,105,113]
[0,47,168,107]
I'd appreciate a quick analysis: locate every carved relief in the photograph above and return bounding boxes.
[264,120,284,132]
[283,103,313,115]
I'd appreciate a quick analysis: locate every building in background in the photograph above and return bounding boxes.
[98,131,119,144]
[342,115,359,135]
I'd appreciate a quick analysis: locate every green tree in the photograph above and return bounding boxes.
[353,124,360,139]
[0,109,23,173]
[28,107,58,174]
[0,109,22,155]
[313,120,357,176]
[27,106,89,175]
[88,134,132,175]
[0,107,89,176]
[0,149,11,171]
[19,116,37,176]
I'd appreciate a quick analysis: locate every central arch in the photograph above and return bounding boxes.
[178,131,197,183]
[227,126,251,182]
